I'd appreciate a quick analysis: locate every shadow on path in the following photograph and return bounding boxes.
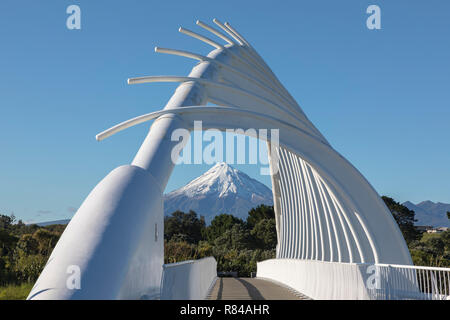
[217,277,223,300]
[235,278,265,300]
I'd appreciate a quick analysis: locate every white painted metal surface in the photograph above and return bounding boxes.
[28,165,164,299]
[29,19,414,300]
[160,257,217,300]
[257,259,450,300]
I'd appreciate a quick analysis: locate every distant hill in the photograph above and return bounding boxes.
[164,162,273,224]
[402,201,450,227]
[36,175,449,230]
[32,163,273,226]
[33,219,70,226]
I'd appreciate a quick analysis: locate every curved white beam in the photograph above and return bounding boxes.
[212,19,274,77]
[179,25,283,94]
[95,105,322,143]
[222,21,274,74]
[154,47,205,62]
[218,20,305,116]
[213,18,244,45]
[154,46,305,119]
[179,27,223,50]
[127,76,323,140]
[196,20,234,45]
[224,21,251,47]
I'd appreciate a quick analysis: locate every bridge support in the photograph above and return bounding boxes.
[28,165,163,299]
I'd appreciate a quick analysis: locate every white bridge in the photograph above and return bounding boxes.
[27,19,450,300]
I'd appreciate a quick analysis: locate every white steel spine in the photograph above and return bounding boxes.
[287,148,301,258]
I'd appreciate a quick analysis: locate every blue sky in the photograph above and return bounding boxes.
[0,1,449,223]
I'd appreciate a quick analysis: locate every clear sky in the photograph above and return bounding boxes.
[0,1,449,223]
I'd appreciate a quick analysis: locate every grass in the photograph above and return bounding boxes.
[420,232,442,242]
[0,283,33,300]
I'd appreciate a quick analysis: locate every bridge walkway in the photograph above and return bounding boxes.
[206,277,310,300]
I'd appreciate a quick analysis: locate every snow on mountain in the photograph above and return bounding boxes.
[164,162,273,223]
[403,200,450,227]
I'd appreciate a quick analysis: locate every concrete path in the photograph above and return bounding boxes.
[206,277,310,300]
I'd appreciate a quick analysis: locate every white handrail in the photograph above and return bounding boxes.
[258,259,450,300]
[378,263,450,272]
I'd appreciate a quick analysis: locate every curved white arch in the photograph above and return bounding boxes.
[97,102,409,264]
[29,18,412,301]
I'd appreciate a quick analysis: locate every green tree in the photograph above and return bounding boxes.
[214,223,253,250]
[32,229,60,256]
[15,234,39,256]
[164,210,206,244]
[196,241,213,258]
[246,205,275,229]
[251,218,277,250]
[0,214,15,231]
[0,230,17,256]
[425,237,445,256]
[204,214,245,243]
[382,196,421,244]
[0,217,66,286]
[164,240,198,264]
[12,253,47,283]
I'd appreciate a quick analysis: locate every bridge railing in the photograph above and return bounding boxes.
[370,264,450,300]
[160,256,217,300]
[257,259,450,300]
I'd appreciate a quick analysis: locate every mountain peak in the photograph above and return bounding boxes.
[211,162,229,168]
[164,163,273,223]
[403,200,450,228]
[206,162,237,177]
[417,200,435,206]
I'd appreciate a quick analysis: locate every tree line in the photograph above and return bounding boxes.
[164,204,277,276]
[0,197,449,287]
[0,215,65,286]
[382,196,449,267]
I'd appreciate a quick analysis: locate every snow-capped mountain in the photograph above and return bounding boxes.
[403,200,450,227]
[164,162,273,223]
